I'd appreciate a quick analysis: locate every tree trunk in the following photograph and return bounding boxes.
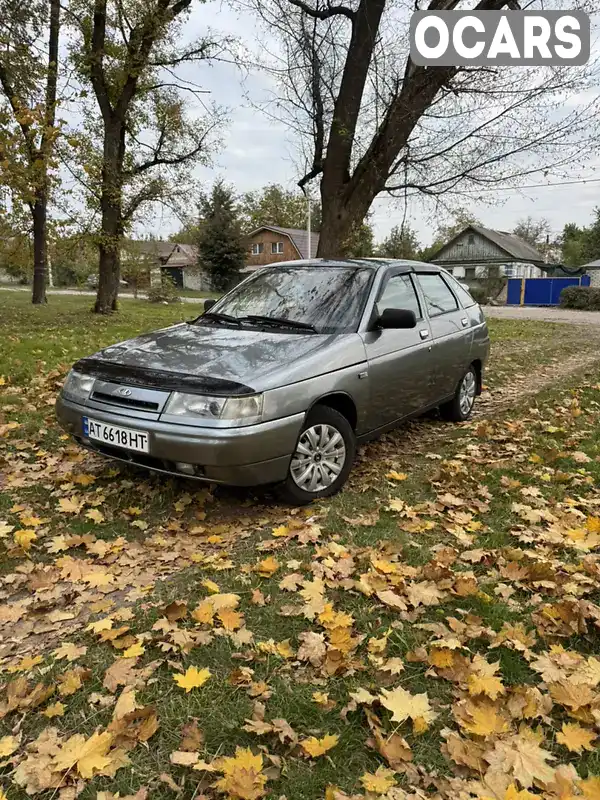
[94,124,125,314]
[31,192,48,304]
[317,187,374,257]
[31,0,60,305]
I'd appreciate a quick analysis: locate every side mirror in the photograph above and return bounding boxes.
[375,308,417,330]
[377,308,417,330]
[204,298,217,312]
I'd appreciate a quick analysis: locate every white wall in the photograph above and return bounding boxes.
[589,271,600,288]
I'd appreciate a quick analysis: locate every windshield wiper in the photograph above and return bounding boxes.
[199,311,242,328]
[241,315,318,333]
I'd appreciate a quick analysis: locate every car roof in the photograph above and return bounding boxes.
[260,258,442,273]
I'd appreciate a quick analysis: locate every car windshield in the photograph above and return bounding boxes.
[202,266,373,334]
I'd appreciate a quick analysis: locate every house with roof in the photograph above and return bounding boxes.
[578,257,600,287]
[431,225,547,285]
[246,225,320,270]
[121,240,208,290]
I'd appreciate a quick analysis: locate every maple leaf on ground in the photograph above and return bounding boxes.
[7,655,43,673]
[86,508,105,524]
[0,734,20,757]
[301,734,339,758]
[484,729,555,789]
[53,731,114,779]
[556,722,597,753]
[52,642,87,662]
[180,720,204,751]
[549,680,596,710]
[256,556,279,577]
[360,765,397,793]
[43,701,65,718]
[122,642,145,659]
[14,529,37,551]
[406,581,444,608]
[454,698,510,738]
[387,470,408,481]
[58,496,84,514]
[379,686,436,728]
[468,655,506,700]
[213,747,268,799]
[173,666,211,693]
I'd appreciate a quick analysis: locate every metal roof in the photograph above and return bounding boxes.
[433,225,546,264]
[581,258,600,270]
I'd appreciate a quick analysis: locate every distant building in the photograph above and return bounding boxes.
[246,226,320,271]
[122,240,208,290]
[431,225,546,286]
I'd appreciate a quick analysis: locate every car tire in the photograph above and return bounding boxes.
[440,365,478,422]
[278,406,356,505]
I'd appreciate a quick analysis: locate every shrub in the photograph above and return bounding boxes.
[469,286,488,304]
[560,286,600,310]
[147,275,181,304]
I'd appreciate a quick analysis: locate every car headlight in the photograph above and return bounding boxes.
[62,370,95,402]
[164,392,264,424]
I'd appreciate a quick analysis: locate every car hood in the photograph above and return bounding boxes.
[74,322,366,394]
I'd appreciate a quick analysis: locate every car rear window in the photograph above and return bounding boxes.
[416,273,459,317]
[444,274,477,307]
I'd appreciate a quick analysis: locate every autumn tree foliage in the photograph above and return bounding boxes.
[0,0,61,304]
[67,0,227,313]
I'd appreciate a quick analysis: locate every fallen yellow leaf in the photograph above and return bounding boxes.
[173,666,211,693]
[301,734,339,757]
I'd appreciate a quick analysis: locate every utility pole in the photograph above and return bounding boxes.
[307,192,311,261]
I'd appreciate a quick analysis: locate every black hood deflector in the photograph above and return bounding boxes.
[74,357,255,396]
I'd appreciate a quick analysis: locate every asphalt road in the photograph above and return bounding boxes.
[0,286,207,304]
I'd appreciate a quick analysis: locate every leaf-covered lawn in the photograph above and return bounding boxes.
[2,293,600,799]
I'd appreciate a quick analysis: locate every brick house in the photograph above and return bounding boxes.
[246,226,320,270]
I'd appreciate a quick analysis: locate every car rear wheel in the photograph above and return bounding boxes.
[440,366,478,422]
[279,406,356,505]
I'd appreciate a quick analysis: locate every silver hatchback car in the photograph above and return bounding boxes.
[56,259,489,504]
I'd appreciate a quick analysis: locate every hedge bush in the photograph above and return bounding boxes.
[560,286,600,310]
[468,286,488,305]
[147,275,181,304]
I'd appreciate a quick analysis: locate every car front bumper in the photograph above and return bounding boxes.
[56,395,305,486]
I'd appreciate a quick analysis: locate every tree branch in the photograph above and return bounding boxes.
[288,0,355,21]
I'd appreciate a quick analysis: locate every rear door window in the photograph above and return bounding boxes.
[444,274,477,308]
[417,273,459,317]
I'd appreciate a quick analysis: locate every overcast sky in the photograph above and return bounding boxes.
[136,1,600,247]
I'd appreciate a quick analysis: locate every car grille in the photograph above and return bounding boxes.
[91,390,159,412]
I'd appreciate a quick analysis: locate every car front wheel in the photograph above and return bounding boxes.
[279,406,356,505]
[440,366,478,422]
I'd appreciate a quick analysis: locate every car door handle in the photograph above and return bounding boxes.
[419,329,430,340]
[461,318,469,327]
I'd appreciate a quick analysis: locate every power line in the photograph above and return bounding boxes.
[437,176,600,194]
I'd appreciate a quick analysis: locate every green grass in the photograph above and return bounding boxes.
[3,295,600,798]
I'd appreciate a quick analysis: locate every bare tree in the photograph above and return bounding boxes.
[0,0,61,304]
[67,0,228,313]
[248,0,600,257]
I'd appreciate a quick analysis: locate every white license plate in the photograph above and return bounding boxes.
[83,417,150,454]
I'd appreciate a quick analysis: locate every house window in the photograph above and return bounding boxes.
[467,234,475,245]
[504,264,515,278]
[465,267,476,280]
[251,243,264,255]
[271,242,284,254]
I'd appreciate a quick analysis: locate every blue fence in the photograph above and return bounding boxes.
[507,275,590,306]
